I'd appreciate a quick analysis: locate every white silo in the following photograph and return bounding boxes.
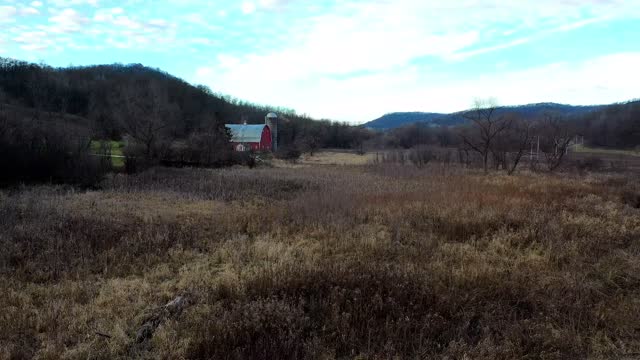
[265,112,278,152]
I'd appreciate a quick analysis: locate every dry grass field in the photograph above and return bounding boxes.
[574,145,640,157]
[299,151,377,166]
[1,158,640,359]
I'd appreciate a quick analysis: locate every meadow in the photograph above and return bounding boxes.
[1,153,639,359]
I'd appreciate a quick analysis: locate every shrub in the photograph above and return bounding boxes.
[232,151,257,168]
[187,299,311,359]
[408,146,434,168]
[575,155,604,172]
[0,116,109,187]
[621,189,640,208]
[275,146,302,163]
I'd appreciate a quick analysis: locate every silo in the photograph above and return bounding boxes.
[265,112,278,152]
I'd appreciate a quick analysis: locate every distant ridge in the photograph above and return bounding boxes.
[364,102,607,130]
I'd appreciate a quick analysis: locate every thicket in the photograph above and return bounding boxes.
[0,58,372,160]
[0,113,109,187]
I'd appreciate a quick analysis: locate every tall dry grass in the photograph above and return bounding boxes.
[1,164,639,359]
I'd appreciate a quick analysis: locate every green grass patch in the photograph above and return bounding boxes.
[90,140,125,168]
[90,140,124,155]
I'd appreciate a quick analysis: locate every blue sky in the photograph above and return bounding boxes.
[1,0,639,123]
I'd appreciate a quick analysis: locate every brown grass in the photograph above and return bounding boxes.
[300,150,376,166]
[1,164,639,359]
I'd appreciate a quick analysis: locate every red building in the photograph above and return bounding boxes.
[225,124,273,152]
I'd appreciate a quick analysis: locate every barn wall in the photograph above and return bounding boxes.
[260,126,272,151]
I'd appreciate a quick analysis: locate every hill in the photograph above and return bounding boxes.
[365,102,605,130]
[0,57,367,151]
[363,112,447,129]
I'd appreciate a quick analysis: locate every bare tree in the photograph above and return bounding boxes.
[298,135,321,156]
[537,113,574,172]
[457,146,472,168]
[0,87,7,113]
[114,79,179,159]
[458,98,512,173]
[185,115,232,166]
[27,72,49,120]
[490,115,533,175]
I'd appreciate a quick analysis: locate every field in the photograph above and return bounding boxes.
[1,153,640,359]
[90,140,126,168]
[574,145,640,157]
[567,147,640,173]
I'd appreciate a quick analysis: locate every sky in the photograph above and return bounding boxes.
[1,0,639,123]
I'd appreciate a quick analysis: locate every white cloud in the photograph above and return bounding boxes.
[48,8,89,33]
[93,7,123,22]
[191,0,640,122]
[14,30,53,51]
[91,7,176,48]
[48,0,99,7]
[257,0,292,11]
[20,7,40,15]
[4,0,640,122]
[147,19,170,28]
[195,52,640,122]
[241,2,256,14]
[0,5,17,22]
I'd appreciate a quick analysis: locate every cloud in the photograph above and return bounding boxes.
[195,52,640,122]
[199,0,639,80]
[239,0,290,14]
[3,0,640,121]
[48,0,99,7]
[13,30,53,51]
[257,0,294,11]
[91,7,176,48]
[8,4,176,52]
[93,7,123,22]
[0,6,17,22]
[189,0,640,121]
[20,7,40,15]
[48,8,90,33]
[241,2,256,14]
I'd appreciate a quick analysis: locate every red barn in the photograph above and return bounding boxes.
[226,124,273,152]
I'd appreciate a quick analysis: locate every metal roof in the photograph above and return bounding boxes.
[225,124,267,143]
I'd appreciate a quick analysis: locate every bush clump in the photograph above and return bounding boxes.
[0,116,109,187]
[275,146,302,163]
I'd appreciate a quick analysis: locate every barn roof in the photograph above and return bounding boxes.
[225,124,267,143]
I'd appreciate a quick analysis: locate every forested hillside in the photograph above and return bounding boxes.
[365,103,605,130]
[573,100,640,149]
[367,100,639,151]
[0,58,369,151]
[0,57,373,185]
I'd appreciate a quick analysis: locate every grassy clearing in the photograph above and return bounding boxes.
[90,140,125,168]
[1,164,639,359]
[574,144,640,157]
[299,150,376,166]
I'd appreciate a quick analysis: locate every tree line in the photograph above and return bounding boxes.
[370,98,639,174]
[1,57,637,183]
[0,58,372,184]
